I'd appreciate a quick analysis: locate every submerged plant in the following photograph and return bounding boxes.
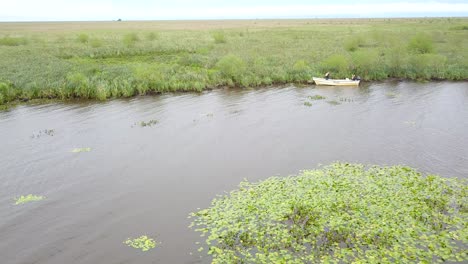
[72,147,91,153]
[327,100,341,105]
[190,163,467,263]
[386,92,399,98]
[124,235,158,251]
[15,194,45,205]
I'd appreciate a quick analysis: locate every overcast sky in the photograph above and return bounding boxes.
[1,0,468,21]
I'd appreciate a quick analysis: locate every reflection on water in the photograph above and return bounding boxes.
[0,81,467,264]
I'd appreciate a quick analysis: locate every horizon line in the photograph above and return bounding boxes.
[1,15,467,23]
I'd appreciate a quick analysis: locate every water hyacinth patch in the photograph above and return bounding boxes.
[72,147,91,153]
[190,163,468,263]
[124,235,158,252]
[15,194,45,205]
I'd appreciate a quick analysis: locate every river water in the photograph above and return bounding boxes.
[0,81,467,264]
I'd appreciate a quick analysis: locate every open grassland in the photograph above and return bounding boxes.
[0,18,467,105]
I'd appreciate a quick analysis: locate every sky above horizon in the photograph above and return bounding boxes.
[1,0,468,21]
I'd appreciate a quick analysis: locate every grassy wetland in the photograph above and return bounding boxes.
[0,18,467,106]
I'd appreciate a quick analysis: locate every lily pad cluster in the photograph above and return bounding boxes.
[190,163,467,263]
[15,194,45,205]
[124,235,158,252]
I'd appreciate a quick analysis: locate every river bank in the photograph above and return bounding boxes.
[1,18,467,106]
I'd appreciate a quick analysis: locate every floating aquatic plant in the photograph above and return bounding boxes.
[124,235,158,251]
[303,101,313,107]
[15,194,45,205]
[339,97,354,102]
[308,95,326,100]
[72,147,91,153]
[190,163,467,263]
[134,119,158,127]
[31,129,55,138]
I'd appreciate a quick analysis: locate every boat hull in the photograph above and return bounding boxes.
[312,77,360,86]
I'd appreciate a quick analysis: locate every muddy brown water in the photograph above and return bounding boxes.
[0,81,467,264]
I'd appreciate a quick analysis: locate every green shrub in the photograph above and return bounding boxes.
[178,54,207,68]
[212,31,227,44]
[321,54,349,74]
[191,163,468,263]
[288,60,311,81]
[344,36,365,52]
[89,38,103,48]
[0,81,17,104]
[146,32,159,41]
[77,33,89,44]
[123,33,139,46]
[66,72,91,98]
[215,55,246,83]
[408,54,447,79]
[408,33,434,54]
[0,36,28,46]
[95,81,109,100]
[350,50,381,79]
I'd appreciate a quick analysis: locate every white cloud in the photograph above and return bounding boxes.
[1,1,467,21]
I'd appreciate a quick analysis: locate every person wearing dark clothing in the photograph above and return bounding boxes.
[351,74,361,81]
[325,72,330,80]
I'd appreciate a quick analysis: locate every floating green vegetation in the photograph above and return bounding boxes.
[72,147,91,153]
[307,95,326,100]
[339,97,354,102]
[327,100,341,105]
[303,101,313,107]
[124,235,158,252]
[31,129,55,138]
[190,163,468,263]
[138,119,158,127]
[15,194,45,205]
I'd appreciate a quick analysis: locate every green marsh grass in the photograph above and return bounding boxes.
[190,163,468,263]
[0,18,467,105]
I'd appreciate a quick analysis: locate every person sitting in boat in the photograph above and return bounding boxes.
[324,72,330,80]
[351,74,361,81]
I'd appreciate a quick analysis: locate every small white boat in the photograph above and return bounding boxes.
[312,77,360,86]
